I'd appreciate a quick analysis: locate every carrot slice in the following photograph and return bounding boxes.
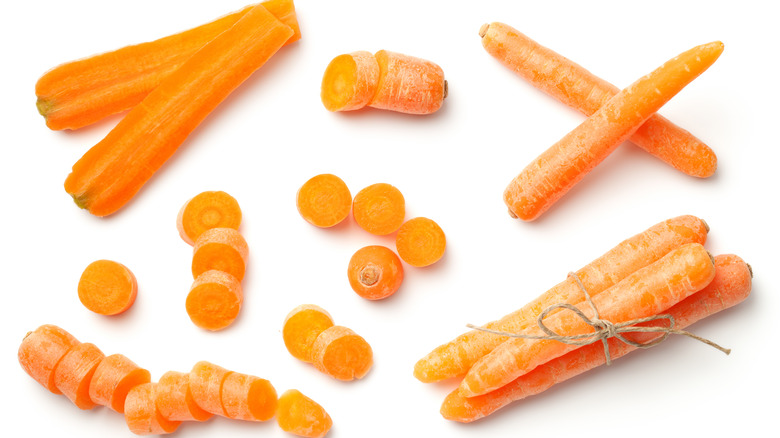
[221,372,278,421]
[177,191,242,246]
[311,325,373,381]
[352,183,405,235]
[189,361,231,416]
[320,51,380,111]
[125,383,182,435]
[296,174,352,228]
[78,259,138,315]
[186,270,243,331]
[369,50,447,114]
[395,217,446,267]
[53,342,106,409]
[276,389,332,438]
[156,370,213,422]
[347,245,404,300]
[36,0,301,131]
[63,4,295,216]
[191,228,249,281]
[283,304,335,363]
[89,353,151,413]
[18,324,80,394]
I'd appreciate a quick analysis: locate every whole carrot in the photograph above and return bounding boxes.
[480,22,718,178]
[64,4,295,216]
[503,41,723,221]
[413,215,708,383]
[441,254,752,422]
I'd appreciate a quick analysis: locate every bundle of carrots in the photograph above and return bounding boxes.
[413,215,752,422]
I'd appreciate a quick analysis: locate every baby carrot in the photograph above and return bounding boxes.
[64,4,295,216]
[413,215,709,383]
[459,243,715,397]
[189,361,231,416]
[311,325,373,381]
[276,389,332,438]
[480,22,717,178]
[347,245,404,300]
[89,353,151,413]
[369,50,447,114]
[352,183,405,235]
[441,254,752,422]
[503,41,724,221]
[156,370,214,422]
[395,217,446,267]
[191,227,249,281]
[78,259,138,316]
[177,191,242,246]
[53,342,106,409]
[36,0,301,131]
[296,174,352,228]
[320,51,380,112]
[18,324,80,394]
[186,270,243,331]
[125,383,182,435]
[221,372,278,421]
[283,304,335,363]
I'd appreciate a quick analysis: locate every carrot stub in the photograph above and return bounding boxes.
[177,191,242,246]
[78,259,138,315]
[89,353,151,413]
[347,245,404,300]
[156,370,213,422]
[192,227,249,281]
[395,217,446,267]
[125,383,182,435]
[283,304,335,363]
[311,325,373,381]
[189,361,232,416]
[352,183,405,235]
[320,51,380,112]
[221,372,278,421]
[296,174,352,228]
[18,324,80,394]
[53,342,106,409]
[276,389,332,438]
[186,270,243,331]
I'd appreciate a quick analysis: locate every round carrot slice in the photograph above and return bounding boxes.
[276,389,332,438]
[125,382,182,435]
[78,259,138,315]
[347,245,404,300]
[192,228,249,281]
[177,190,242,245]
[156,370,213,422]
[89,353,151,413]
[54,342,105,409]
[221,372,278,421]
[296,174,352,228]
[311,325,373,381]
[282,304,334,362]
[321,51,380,111]
[18,324,80,394]
[352,183,405,235]
[186,270,243,331]
[395,217,446,267]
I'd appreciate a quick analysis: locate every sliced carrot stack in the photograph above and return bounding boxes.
[125,383,182,435]
[311,325,373,381]
[177,190,242,246]
[221,372,278,421]
[53,342,106,409]
[18,324,80,394]
[156,370,213,422]
[283,304,335,362]
[89,353,151,413]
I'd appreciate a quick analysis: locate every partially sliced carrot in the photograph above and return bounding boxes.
[221,372,278,421]
[320,51,380,111]
[53,342,106,409]
[177,191,242,246]
[395,217,446,267]
[186,270,244,331]
[18,324,80,394]
[311,325,373,381]
[192,228,249,281]
[296,174,352,228]
[125,383,182,436]
[189,361,231,416]
[283,304,335,363]
[78,259,138,315]
[276,389,332,438]
[156,370,214,422]
[89,353,151,413]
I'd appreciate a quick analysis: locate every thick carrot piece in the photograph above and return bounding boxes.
[36,0,301,131]
[480,23,717,178]
[321,51,380,112]
[18,324,80,394]
[156,370,214,422]
[63,5,295,216]
[53,342,106,409]
[221,372,278,421]
[460,243,715,397]
[177,191,242,246]
[192,227,249,281]
[276,389,332,438]
[125,383,182,435]
[283,304,335,363]
[369,50,447,114]
[311,325,373,381]
[186,270,244,331]
[189,361,232,416]
[413,215,708,383]
[442,254,752,422]
[89,353,151,413]
[78,259,138,315]
[503,41,724,221]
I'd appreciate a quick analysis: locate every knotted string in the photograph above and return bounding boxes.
[468,272,730,365]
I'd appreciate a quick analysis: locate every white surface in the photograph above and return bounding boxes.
[2,0,777,436]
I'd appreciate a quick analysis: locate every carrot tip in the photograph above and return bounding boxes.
[479,23,490,38]
[507,208,518,219]
[701,219,710,233]
[443,80,449,99]
[746,263,753,278]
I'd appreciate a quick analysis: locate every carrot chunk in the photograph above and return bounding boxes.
[395,217,446,267]
[320,51,380,112]
[54,342,106,409]
[311,325,373,381]
[18,324,80,394]
[177,191,242,246]
[125,383,182,435]
[191,228,249,281]
[369,50,447,114]
[78,259,138,315]
[221,372,278,421]
[89,353,151,413]
[352,183,405,235]
[283,304,335,363]
[347,245,404,300]
[189,361,231,416]
[186,270,243,331]
[155,370,214,422]
[296,174,352,228]
[276,389,332,438]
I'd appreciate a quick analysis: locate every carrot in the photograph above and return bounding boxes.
[18,324,80,394]
[503,41,724,221]
[283,304,335,363]
[413,214,709,383]
[186,270,244,331]
[296,174,353,228]
[36,0,301,131]
[347,245,404,300]
[78,259,138,315]
[395,217,446,267]
[459,242,715,397]
[352,183,405,235]
[155,370,214,422]
[89,353,151,413]
[370,50,447,114]
[177,191,242,246]
[441,254,752,422]
[276,389,332,438]
[320,51,380,112]
[125,383,182,435]
[53,342,106,409]
[221,372,278,421]
[311,325,373,381]
[189,361,231,416]
[191,227,249,281]
[480,23,718,178]
[63,4,295,217]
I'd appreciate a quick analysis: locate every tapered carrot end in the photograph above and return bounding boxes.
[478,23,490,38]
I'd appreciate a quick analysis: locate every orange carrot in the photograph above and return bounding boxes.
[311,325,373,381]
[395,217,446,267]
[370,50,447,114]
[413,215,709,383]
[283,304,335,363]
[89,353,151,413]
[53,342,106,409]
[320,51,380,112]
[18,324,80,394]
[296,174,353,228]
[459,242,715,397]
[36,0,301,131]
[503,41,723,221]
[191,227,249,281]
[221,372,278,421]
[186,270,244,331]
[78,259,138,315]
[156,370,214,422]
[276,389,332,438]
[125,383,182,435]
[177,191,242,246]
[189,361,231,416]
[347,245,404,300]
[441,254,752,422]
[63,4,295,216]
[480,22,717,178]
[352,183,405,235]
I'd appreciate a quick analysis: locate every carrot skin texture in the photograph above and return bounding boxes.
[441,254,752,422]
[53,342,106,409]
[89,353,151,413]
[413,215,708,383]
[503,41,724,221]
[189,361,231,416]
[369,50,446,114]
[18,324,80,394]
[156,371,214,422]
[125,383,182,435]
[480,22,718,178]
[221,372,278,421]
[276,389,332,438]
[63,5,295,216]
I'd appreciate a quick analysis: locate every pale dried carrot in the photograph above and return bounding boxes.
[311,325,373,381]
[53,342,106,409]
[352,183,405,235]
[89,353,151,413]
[18,324,80,394]
[347,245,404,300]
[125,382,182,435]
[276,389,332,438]
[186,270,244,331]
[283,304,335,363]
[395,217,446,267]
[296,174,353,228]
[177,191,242,246]
[191,227,249,281]
[78,259,138,315]
[155,370,213,422]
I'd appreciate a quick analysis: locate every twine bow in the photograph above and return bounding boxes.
[468,272,730,365]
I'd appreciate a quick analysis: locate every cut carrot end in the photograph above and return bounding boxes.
[321,51,380,112]
[222,373,278,421]
[78,259,138,315]
[177,191,242,246]
[276,389,332,438]
[89,353,151,413]
[395,217,446,267]
[347,245,404,300]
[125,383,182,435]
[352,183,405,235]
[18,324,80,394]
[296,174,352,228]
[186,270,243,331]
[54,342,106,409]
[283,304,335,363]
[312,325,373,381]
[192,227,249,281]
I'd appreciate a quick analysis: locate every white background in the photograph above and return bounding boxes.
[2,0,777,436]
